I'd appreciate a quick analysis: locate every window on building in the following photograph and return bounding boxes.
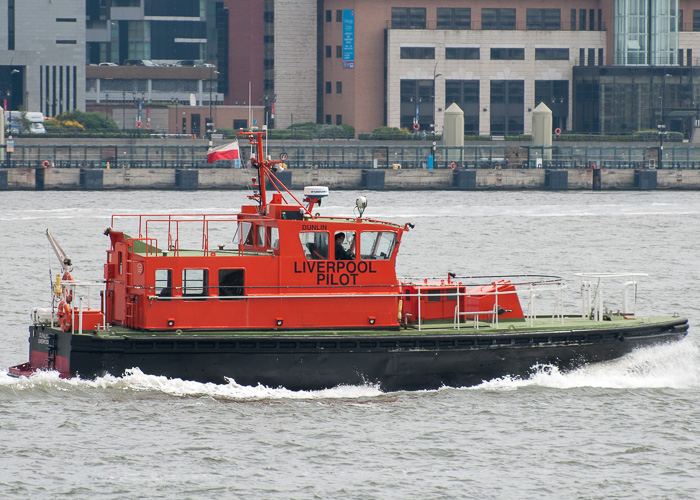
[598,48,604,66]
[579,9,586,30]
[693,10,700,31]
[336,10,342,22]
[400,79,435,130]
[7,0,14,50]
[325,114,331,124]
[325,45,331,58]
[535,48,569,60]
[336,81,342,94]
[391,7,426,29]
[535,80,569,132]
[437,8,470,29]
[679,10,684,31]
[482,8,516,30]
[490,48,524,60]
[446,47,479,60]
[526,9,561,30]
[571,9,576,30]
[325,81,331,94]
[490,80,524,135]
[326,10,331,22]
[336,45,342,58]
[400,47,435,59]
[445,80,480,134]
[336,115,342,125]
[588,48,595,66]
[589,9,595,30]
[579,48,586,65]
[233,119,247,129]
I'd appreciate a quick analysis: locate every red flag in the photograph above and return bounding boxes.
[207,141,240,163]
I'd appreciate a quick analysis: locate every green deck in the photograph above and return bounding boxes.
[84,315,679,339]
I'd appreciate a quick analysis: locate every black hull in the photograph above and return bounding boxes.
[23,319,689,391]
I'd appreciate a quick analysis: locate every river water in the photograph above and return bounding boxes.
[1,189,699,499]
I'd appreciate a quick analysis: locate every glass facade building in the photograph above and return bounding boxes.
[573,66,699,135]
[614,0,679,65]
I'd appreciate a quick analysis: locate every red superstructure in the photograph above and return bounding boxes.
[103,131,412,331]
[100,131,523,333]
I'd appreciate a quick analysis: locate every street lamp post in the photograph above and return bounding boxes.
[658,74,671,169]
[207,69,220,144]
[431,64,443,168]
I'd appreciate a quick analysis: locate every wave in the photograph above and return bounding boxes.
[0,368,383,400]
[470,338,700,391]
[2,340,697,398]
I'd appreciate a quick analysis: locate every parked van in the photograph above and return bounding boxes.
[6,111,46,134]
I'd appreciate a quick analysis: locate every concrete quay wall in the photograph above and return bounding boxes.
[3,167,700,191]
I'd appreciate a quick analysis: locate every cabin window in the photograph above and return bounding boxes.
[234,221,254,246]
[257,225,266,247]
[182,269,208,298]
[360,232,397,260]
[269,227,279,249]
[300,232,328,260]
[155,269,173,297]
[218,269,245,298]
[427,288,457,302]
[334,231,355,260]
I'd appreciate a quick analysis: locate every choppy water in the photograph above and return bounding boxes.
[1,190,699,499]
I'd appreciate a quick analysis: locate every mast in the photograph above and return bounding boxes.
[238,130,312,216]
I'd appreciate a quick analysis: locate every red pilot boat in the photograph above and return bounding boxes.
[10,132,688,391]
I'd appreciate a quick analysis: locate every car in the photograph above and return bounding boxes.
[99,62,118,67]
[123,59,159,67]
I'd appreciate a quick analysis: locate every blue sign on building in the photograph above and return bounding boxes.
[342,9,355,69]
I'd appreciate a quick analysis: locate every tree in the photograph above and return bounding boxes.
[53,110,120,132]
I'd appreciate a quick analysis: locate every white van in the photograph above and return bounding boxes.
[6,111,46,134]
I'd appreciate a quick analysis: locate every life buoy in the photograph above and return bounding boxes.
[136,120,143,129]
[555,128,562,136]
[450,162,456,170]
[42,160,50,168]
[145,123,151,130]
[412,123,420,131]
[58,299,72,332]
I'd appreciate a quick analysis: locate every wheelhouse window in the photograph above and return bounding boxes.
[270,227,279,249]
[218,269,244,298]
[334,231,355,260]
[182,269,208,297]
[257,225,266,247]
[300,232,329,260]
[233,221,254,246]
[360,232,397,260]
[155,269,172,297]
